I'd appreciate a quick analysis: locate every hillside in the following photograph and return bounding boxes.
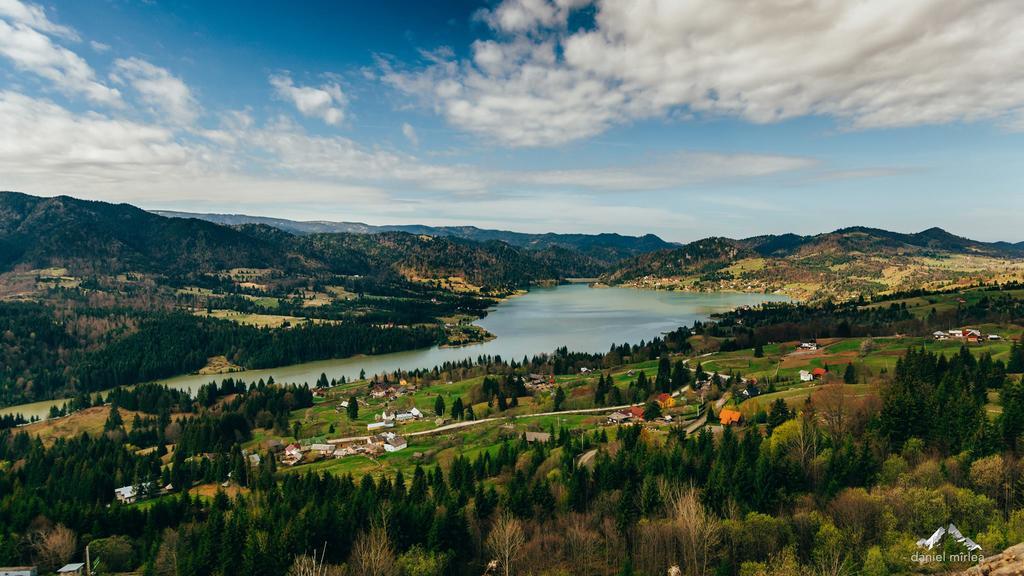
[605,227,1024,301]
[0,192,297,276]
[153,209,676,262]
[0,192,591,289]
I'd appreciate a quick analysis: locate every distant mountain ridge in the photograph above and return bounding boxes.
[0,192,601,287]
[152,210,676,262]
[4,192,1023,301]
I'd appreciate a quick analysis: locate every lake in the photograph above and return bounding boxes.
[2,285,788,420]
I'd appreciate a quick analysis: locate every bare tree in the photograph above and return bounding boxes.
[662,484,720,576]
[486,511,526,576]
[814,384,848,444]
[30,523,77,573]
[350,515,396,576]
[289,545,346,576]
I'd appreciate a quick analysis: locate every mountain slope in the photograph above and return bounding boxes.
[0,192,296,275]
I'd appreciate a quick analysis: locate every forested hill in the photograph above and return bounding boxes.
[604,227,1024,301]
[153,209,676,262]
[0,192,298,275]
[0,192,601,285]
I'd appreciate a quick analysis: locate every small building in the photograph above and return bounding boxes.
[310,443,336,456]
[627,406,645,420]
[284,444,303,460]
[989,334,1002,340]
[383,434,407,452]
[524,431,552,443]
[655,393,675,409]
[580,367,591,374]
[811,367,827,380]
[948,329,964,338]
[57,564,86,575]
[933,331,949,340]
[114,484,153,504]
[263,439,284,453]
[799,370,813,382]
[718,408,743,426]
[247,453,261,467]
[800,342,819,351]
[367,421,394,431]
[607,411,631,424]
[0,568,37,576]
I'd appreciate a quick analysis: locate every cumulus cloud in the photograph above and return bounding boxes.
[0,17,121,105]
[385,0,1024,146]
[269,73,348,125]
[112,57,199,125]
[0,91,189,180]
[0,0,77,39]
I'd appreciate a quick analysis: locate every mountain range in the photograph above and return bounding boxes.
[152,209,677,262]
[4,192,1024,301]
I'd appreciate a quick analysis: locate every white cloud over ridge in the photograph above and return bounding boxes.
[0,17,121,105]
[385,0,1024,146]
[112,57,199,125]
[269,73,348,125]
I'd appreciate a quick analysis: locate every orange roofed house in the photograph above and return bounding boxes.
[719,408,743,426]
[811,367,827,380]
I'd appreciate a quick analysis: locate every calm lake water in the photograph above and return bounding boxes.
[2,285,788,420]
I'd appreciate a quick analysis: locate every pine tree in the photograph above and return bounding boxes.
[347,396,359,420]
[843,363,856,384]
[553,386,566,411]
[434,395,446,417]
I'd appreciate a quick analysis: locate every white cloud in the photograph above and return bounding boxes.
[0,90,189,181]
[0,0,77,40]
[0,18,121,105]
[401,122,419,146]
[112,57,199,125]
[269,73,348,125]
[89,40,110,53]
[386,0,1024,146]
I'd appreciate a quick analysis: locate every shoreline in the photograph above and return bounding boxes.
[0,285,785,421]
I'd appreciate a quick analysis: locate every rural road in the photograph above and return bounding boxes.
[326,402,645,444]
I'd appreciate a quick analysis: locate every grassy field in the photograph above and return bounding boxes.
[22,406,141,446]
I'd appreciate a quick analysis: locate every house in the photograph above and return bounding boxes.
[933,331,949,340]
[580,367,591,374]
[113,483,154,504]
[655,393,675,409]
[310,443,336,456]
[524,431,552,443]
[800,342,819,350]
[383,434,407,452]
[989,334,1002,341]
[627,406,645,420]
[948,329,964,338]
[284,443,303,460]
[367,421,394,431]
[607,411,631,424]
[718,408,743,426]
[57,564,86,575]
[0,568,37,576]
[811,367,827,380]
[339,400,349,408]
[247,453,261,467]
[263,439,284,453]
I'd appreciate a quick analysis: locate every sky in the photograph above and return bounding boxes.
[1,0,1023,242]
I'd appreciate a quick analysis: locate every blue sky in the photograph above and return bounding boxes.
[1,0,1023,242]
